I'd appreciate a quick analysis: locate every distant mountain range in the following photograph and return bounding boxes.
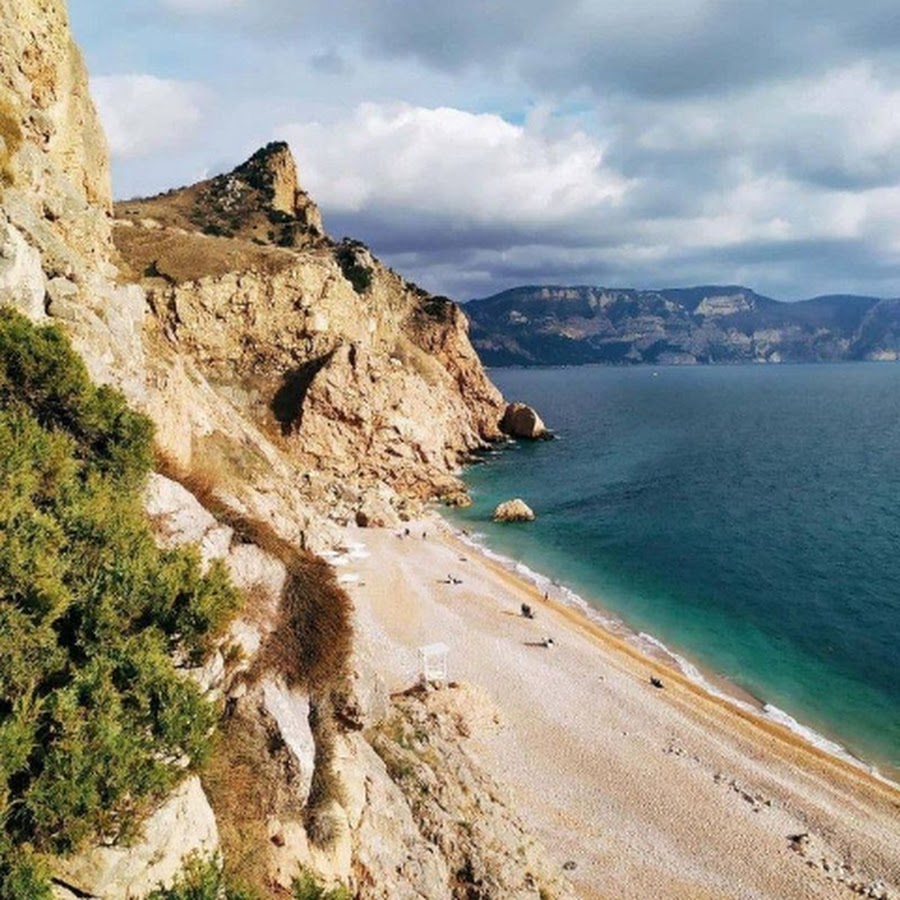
[465,285,900,366]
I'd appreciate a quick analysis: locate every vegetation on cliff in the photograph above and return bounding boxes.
[0,310,240,895]
[0,99,22,190]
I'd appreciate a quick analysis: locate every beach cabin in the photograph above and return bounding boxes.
[418,642,450,687]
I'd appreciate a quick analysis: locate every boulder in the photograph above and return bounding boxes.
[356,491,400,528]
[51,777,219,899]
[492,499,535,522]
[499,402,549,440]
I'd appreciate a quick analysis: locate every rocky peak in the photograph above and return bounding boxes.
[116,142,323,248]
[232,141,302,217]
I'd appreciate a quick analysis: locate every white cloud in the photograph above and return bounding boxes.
[91,75,207,159]
[629,64,900,189]
[281,103,629,226]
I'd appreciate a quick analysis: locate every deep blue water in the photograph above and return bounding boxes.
[449,364,900,776]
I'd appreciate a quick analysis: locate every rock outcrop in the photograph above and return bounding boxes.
[362,684,575,899]
[52,778,219,900]
[500,401,550,439]
[0,2,563,898]
[493,498,536,522]
[114,147,506,509]
[116,141,323,249]
[467,284,900,366]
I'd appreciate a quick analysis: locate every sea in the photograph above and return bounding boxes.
[447,363,900,780]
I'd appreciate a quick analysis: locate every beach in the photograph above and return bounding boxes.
[340,515,900,900]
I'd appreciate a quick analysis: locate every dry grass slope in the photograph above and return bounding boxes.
[0,99,23,189]
[155,452,356,869]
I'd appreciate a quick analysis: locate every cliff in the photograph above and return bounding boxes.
[114,142,505,514]
[467,285,900,366]
[0,2,567,898]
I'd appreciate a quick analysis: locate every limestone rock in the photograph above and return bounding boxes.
[115,141,323,250]
[52,777,219,900]
[262,678,317,806]
[113,143,506,507]
[143,473,234,570]
[493,498,536,522]
[0,218,45,318]
[365,686,575,899]
[500,401,549,439]
[342,733,455,899]
[356,491,400,528]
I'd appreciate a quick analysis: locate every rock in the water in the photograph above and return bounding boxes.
[500,402,549,439]
[493,498,535,522]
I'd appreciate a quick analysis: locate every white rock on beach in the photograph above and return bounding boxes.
[492,498,536,522]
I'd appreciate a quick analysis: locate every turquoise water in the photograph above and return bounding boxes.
[449,364,900,776]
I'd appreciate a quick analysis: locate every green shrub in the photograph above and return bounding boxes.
[0,310,240,885]
[146,852,258,900]
[293,869,352,900]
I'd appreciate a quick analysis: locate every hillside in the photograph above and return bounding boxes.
[0,2,566,897]
[112,140,507,513]
[466,285,900,366]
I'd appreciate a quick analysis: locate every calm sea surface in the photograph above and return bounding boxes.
[448,364,900,776]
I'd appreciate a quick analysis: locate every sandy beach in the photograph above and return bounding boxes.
[339,515,900,900]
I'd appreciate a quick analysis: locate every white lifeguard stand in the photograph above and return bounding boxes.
[418,642,449,687]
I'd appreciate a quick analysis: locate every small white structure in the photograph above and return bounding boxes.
[418,642,450,686]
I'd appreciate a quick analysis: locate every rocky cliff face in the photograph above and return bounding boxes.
[0,0,148,396]
[467,285,900,366]
[114,149,505,512]
[0,2,558,897]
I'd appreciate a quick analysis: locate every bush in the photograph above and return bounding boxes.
[0,837,52,900]
[293,869,352,900]
[146,853,258,900]
[0,310,240,884]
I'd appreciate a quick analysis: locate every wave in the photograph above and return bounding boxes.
[448,520,891,785]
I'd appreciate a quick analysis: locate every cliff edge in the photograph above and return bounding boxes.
[0,2,568,898]
[114,143,505,518]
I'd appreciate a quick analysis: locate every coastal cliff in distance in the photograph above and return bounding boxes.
[466,285,900,366]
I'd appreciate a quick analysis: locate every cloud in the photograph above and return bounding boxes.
[135,0,900,101]
[623,64,900,190]
[91,75,207,159]
[281,103,628,227]
[70,0,900,300]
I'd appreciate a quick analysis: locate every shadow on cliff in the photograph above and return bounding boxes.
[271,352,334,435]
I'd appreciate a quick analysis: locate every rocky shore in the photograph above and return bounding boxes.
[348,516,900,900]
[1,1,898,898]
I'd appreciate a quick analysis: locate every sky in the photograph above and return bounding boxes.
[67,0,900,302]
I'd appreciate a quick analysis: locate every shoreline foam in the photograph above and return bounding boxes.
[447,517,896,787]
[343,515,900,899]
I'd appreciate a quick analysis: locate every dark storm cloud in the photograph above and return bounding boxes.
[158,0,900,99]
